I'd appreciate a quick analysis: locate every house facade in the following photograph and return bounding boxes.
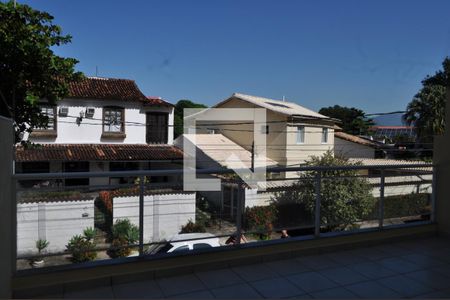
[191,93,337,169]
[16,76,182,186]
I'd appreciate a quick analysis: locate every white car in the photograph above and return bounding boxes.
[156,233,221,254]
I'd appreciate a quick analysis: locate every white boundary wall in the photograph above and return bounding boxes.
[17,199,95,255]
[113,193,196,242]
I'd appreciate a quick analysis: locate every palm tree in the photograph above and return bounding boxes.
[403,84,446,143]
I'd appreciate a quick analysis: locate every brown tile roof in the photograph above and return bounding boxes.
[335,131,379,148]
[146,96,175,107]
[15,144,183,162]
[68,77,148,102]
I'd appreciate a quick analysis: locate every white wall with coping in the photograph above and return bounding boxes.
[113,193,196,242]
[0,116,13,298]
[17,199,95,255]
[334,137,375,159]
[26,98,174,145]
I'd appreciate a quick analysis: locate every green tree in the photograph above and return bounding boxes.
[403,57,450,143]
[174,99,208,138]
[319,105,374,135]
[273,151,374,231]
[0,1,82,143]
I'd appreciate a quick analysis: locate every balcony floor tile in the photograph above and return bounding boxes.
[319,266,370,285]
[112,279,164,299]
[210,282,263,299]
[286,271,339,293]
[156,274,207,297]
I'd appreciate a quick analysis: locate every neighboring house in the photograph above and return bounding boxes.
[348,158,432,198]
[16,76,182,186]
[188,93,337,169]
[368,126,416,144]
[14,77,189,254]
[334,131,383,159]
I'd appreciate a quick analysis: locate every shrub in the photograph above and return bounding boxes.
[107,219,139,258]
[244,204,278,240]
[272,151,375,231]
[367,193,430,219]
[83,227,96,242]
[180,219,206,233]
[66,232,97,263]
[35,239,49,254]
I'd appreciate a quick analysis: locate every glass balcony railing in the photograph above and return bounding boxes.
[13,163,434,272]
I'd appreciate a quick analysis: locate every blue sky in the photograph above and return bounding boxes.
[20,0,450,113]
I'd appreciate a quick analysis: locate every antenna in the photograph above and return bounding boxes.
[95,66,98,77]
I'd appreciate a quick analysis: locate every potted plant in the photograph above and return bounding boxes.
[32,239,49,267]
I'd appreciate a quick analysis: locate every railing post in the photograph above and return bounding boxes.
[138,176,145,256]
[431,166,437,223]
[236,182,243,245]
[379,169,385,229]
[314,172,321,238]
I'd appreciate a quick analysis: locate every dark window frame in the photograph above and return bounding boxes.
[146,112,168,144]
[102,106,125,134]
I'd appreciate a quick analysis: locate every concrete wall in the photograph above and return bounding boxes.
[26,98,174,145]
[285,124,334,166]
[17,199,95,255]
[434,89,450,235]
[0,116,13,298]
[113,193,196,242]
[334,137,375,159]
[245,189,273,207]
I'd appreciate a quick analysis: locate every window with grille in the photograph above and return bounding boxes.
[36,106,56,131]
[103,107,124,133]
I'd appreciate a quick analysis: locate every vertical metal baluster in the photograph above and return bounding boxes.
[314,172,321,238]
[379,169,385,229]
[431,166,437,223]
[139,175,145,256]
[236,182,243,245]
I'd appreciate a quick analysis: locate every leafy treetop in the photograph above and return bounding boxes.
[174,99,208,138]
[319,105,374,135]
[0,1,83,143]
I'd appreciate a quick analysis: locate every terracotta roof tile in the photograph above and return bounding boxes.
[15,144,183,162]
[68,77,166,105]
[146,96,174,107]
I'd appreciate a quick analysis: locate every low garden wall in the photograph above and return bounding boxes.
[17,198,95,255]
[112,192,196,243]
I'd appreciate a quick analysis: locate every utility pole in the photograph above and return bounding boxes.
[251,141,255,172]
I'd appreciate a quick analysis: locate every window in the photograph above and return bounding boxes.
[109,162,140,184]
[103,107,124,133]
[322,128,329,144]
[63,161,89,186]
[296,126,305,144]
[36,105,56,131]
[146,112,168,144]
[172,245,190,253]
[193,243,213,250]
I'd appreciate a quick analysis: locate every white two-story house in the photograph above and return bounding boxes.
[16,76,182,187]
[177,93,337,173]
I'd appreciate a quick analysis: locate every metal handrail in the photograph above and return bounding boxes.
[13,163,434,180]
